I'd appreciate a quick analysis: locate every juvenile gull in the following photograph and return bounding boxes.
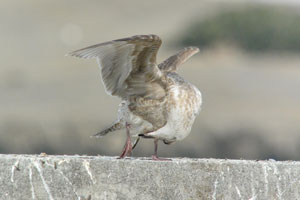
[68,34,202,160]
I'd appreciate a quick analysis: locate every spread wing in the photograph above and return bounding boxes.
[67,35,165,99]
[158,47,199,72]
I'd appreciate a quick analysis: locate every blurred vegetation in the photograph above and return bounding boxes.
[180,6,300,52]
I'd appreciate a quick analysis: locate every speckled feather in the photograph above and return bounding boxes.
[68,34,202,144]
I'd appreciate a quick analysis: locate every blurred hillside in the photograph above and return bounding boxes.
[1,1,300,160]
[179,6,300,52]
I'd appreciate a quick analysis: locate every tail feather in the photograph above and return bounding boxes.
[92,121,124,137]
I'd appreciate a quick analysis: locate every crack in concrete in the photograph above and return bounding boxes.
[44,162,81,200]
[83,160,96,184]
[262,163,269,197]
[11,159,20,183]
[250,171,257,200]
[235,185,241,198]
[28,166,36,199]
[270,161,282,200]
[212,177,218,200]
[33,161,54,200]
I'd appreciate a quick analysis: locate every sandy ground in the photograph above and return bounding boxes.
[1,1,300,160]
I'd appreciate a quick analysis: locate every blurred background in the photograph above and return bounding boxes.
[1,0,300,160]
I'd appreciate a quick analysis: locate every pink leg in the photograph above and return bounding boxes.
[151,138,171,161]
[118,123,132,159]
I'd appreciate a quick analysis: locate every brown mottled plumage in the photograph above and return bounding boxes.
[67,34,202,160]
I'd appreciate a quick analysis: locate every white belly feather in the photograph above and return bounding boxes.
[148,84,202,141]
[118,83,202,141]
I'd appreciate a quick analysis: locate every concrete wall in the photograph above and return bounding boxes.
[1,154,300,200]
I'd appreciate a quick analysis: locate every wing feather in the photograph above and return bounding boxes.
[158,47,199,72]
[67,35,164,99]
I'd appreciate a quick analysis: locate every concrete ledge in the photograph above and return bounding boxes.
[1,154,300,199]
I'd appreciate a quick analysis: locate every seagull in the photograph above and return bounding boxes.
[68,34,202,160]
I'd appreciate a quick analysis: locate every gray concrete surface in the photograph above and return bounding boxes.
[1,154,300,200]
